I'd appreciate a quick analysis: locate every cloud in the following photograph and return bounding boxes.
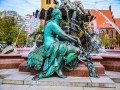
[0,0,120,18]
[0,0,41,16]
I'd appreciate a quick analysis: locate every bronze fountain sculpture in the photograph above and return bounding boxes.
[27,0,99,81]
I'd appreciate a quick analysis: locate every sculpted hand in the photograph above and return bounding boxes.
[69,35,81,46]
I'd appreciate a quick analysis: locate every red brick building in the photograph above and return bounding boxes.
[85,6,120,48]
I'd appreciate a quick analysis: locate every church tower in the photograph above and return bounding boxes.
[41,0,55,10]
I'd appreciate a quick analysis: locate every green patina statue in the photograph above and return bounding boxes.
[27,9,97,81]
[28,9,81,80]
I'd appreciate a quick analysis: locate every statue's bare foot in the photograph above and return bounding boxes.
[95,74,100,78]
[59,75,67,78]
[90,73,99,78]
[56,70,67,78]
[32,75,40,81]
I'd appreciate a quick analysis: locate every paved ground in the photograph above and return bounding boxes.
[0,69,120,90]
[105,70,120,90]
[0,85,118,90]
[105,70,120,83]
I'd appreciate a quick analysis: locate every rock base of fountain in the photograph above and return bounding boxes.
[1,54,120,77]
[19,55,105,77]
[0,54,24,69]
[101,55,120,72]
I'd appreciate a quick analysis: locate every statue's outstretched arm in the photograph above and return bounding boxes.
[52,22,77,43]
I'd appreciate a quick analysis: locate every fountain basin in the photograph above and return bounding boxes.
[0,54,24,69]
[100,55,120,72]
[17,48,31,54]
[0,53,120,77]
[17,48,31,52]
[106,49,120,54]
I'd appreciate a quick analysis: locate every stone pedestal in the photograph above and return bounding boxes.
[81,56,105,74]
[19,55,105,77]
[0,53,105,77]
[19,61,31,72]
[62,63,89,77]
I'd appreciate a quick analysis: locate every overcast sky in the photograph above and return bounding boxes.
[0,0,120,18]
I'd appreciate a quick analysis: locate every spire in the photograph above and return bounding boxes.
[109,5,111,11]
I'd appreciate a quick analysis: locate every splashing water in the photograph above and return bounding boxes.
[28,10,47,53]
[43,10,48,26]
[30,15,35,33]
[71,11,76,30]
[93,19,99,34]
[50,0,54,7]
[93,19,99,40]
[37,11,40,19]
[30,42,37,52]
[97,10,120,34]
[66,7,70,34]
[88,16,91,30]
[15,22,25,46]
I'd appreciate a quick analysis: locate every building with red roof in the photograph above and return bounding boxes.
[27,15,32,19]
[85,5,120,48]
[114,18,120,29]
